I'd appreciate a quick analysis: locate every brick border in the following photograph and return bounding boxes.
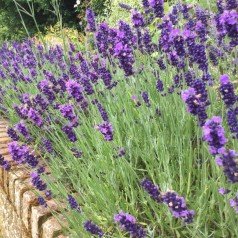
[0,119,68,238]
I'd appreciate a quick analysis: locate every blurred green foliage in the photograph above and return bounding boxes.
[0,0,109,44]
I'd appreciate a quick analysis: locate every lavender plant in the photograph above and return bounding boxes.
[0,0,238,237]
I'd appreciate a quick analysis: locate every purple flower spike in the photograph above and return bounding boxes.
[38,196,47,208]
[7,127,19,141]
[15,120,32,141]
[141,178,163,202]
[28,108,44,127]
[84,220,104,238]
[68,194,81,213]
[219,74,237,108]
[162,192,194,224]
[216,150,238,183]
[131,9,146,28]
[230,194,238,214]
[0,154,11,171]
[150,0,164,18]
[95,122,113,141]
[203,116,227,155]
[218,187,231,195]
[86,8,96,32]
[114,211,146,238]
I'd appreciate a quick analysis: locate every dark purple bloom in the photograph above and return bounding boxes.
[0,154,11,171]
[86,8,96,32]
[30,172,47,191]
[114,211,146,238]
[96,102,108,121]
[66,80,83,102]
[43,139,54,154]
[38,196,47,207]
[150,0,164,18]
[131,9,146,28]
[37,166,46,174]
[58,104,78,122]
[37,80,56,103]
[15,120,31,141]
[45,190,52,199]
[7,127,19,141]
[118,3,132,10]
[219,74,237,108]
[162,191,194,224]
[216,150,238,183]
[114,42,135,76]
[216,0,224,13]
[142,0,150,9]
[157,58,166,70]
[84,220,104,238]
[141,178,163,202]
[68,194,81,212]
[226,0,237,10]
[226,109,238,137]
[203,116,227,155]
[118,147,125,157]
[28,108,44,127]
[25,153,39,168]
[142,91,151,107]
[182,81,209,127]
[95,122,113,141]
[71,148,83,158]
[62,125,77,142]
[8,141,28,163]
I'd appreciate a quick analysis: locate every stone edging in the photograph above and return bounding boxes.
[0,118,68,238]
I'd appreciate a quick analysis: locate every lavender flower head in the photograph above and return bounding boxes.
[162,192,194,224]
[15,120,32,141]
[230,194,238,214]
[84,220,104,238]
[68,194,81,212]
[216,150,238,183]
[7,127,19,141]
[203,116,227,155]
[131,9,146,28]
[8,141,28,163]
[95,122,113,141]
[114,211,146,238]
[86,8,96,32]
[141,178,163,202]
[219,74,237,108]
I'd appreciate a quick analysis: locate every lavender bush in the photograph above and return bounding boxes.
[0,0,238,237]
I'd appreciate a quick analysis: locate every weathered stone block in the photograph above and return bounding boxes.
[22,190,38,231]
[31,205,52,238]
[15,178,31,217]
